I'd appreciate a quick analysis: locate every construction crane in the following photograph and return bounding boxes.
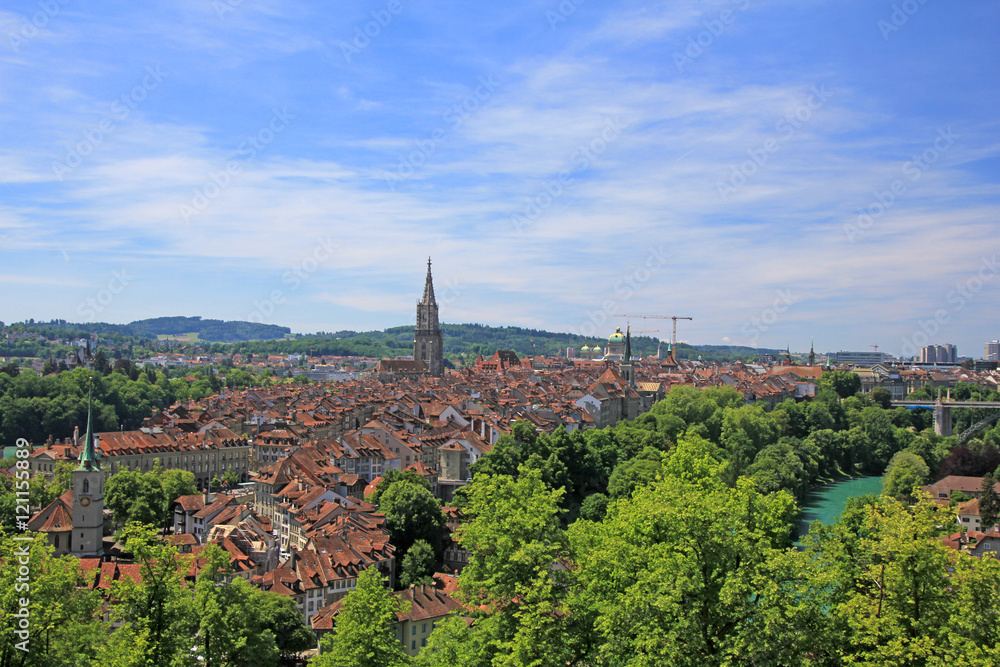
[615,315,692,345]
[869,344,879,352]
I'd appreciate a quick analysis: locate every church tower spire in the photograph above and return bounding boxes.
[414,258,444,377]
[620,326,635,387]
[77,383,100,470]
[808,338,816,366]
[73,379,104,558]
[421,257,436,305]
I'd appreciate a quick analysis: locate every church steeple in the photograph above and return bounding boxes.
[73,378,104,557]
[808,339,816,366]
[621,326,635,387]
[421,257,436,305]
[414,258,443,377]
[77,380,100,471]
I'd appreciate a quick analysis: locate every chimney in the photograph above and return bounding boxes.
[204,488,210,504]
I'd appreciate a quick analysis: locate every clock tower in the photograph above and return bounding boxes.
[72,386,104,558]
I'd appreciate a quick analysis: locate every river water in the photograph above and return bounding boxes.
[796,476,883,540]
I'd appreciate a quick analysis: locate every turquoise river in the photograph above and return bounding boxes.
[796,476,884,541]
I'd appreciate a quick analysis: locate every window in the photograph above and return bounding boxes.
[83,479,89,493]
[421,623,426,634]
[411,641,416,650]
[411,626,416,636]
[422,638,427,647]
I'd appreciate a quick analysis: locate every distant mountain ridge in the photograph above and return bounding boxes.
[23,316,290,342]
[13,318,780,360]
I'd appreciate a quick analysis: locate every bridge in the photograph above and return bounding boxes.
[891,393,1000,440]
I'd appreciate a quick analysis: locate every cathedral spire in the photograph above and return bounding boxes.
[77,378,100,470]
[624,326,632,363]
[421,257,436,305]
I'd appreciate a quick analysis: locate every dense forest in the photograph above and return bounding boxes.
[0,364,267,446]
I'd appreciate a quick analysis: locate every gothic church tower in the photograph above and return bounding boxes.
[414,258,444,377]
[72,386,104,557]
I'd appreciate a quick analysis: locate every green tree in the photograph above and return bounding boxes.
[104,468,167,528]
[810,495,961,665]
[882,451,931,502]
[110,523,194,666]
[93,349,112,376]
[256,589,316,662]
[412,615,482,667]
[579,492,609,521]
[0,532,108,667]
[607,446,663,499]
[399,539,435,589]
[870,386,893,409]
[979,474,1000,529]
[47,460,76,498]
[857,406,900,473]
[222,466,239,488]
[746,441,807,497]
[570,436,798,667]
[312,567,411,667]
[366,468,432,505]
[456,466,583,666]
[159,468,197,520]
[191,544,284,666]
[379,481,446,557]
[820,369,862,399]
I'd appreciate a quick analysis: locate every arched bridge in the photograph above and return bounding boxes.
[891,397,1000,441]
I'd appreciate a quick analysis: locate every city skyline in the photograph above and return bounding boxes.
[2,1,999,356]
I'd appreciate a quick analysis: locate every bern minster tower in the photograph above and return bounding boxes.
[414,258,444,377]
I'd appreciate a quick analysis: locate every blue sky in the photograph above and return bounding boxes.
[1,0,999,357]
